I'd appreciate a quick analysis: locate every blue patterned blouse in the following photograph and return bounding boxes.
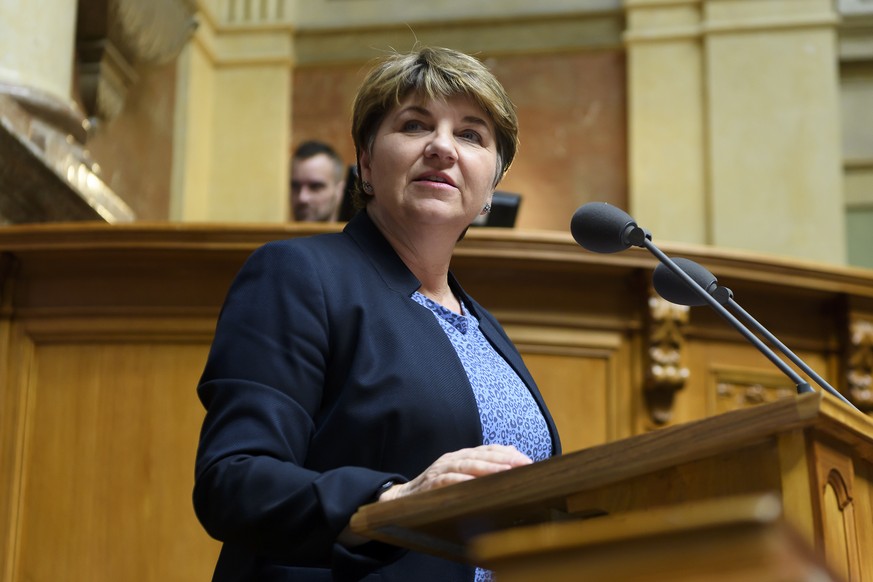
[411,292,552,461]
[411,291,552,582]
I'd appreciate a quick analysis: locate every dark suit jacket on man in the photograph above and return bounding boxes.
[193,210,561,581]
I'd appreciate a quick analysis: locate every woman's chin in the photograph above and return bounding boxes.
[407,201,473,226]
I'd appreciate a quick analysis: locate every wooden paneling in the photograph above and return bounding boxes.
[523,352,611,452]
[0,222,872,581]
[15,340,217,581]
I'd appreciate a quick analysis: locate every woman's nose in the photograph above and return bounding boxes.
[424,127,458,162]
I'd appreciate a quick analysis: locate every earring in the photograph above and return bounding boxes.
[362,181,373,194]
[482,203,492,214]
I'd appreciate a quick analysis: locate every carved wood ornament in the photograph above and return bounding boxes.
[645,294,690,424]
[846,316,873,411]
[715,378,796,411]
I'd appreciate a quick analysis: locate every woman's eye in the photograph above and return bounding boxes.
[459,130,482,144]
[402,120,425,132]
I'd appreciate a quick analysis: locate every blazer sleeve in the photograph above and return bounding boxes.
[192,241,403,566]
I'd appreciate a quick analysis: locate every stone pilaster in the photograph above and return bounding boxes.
[170,0,294,222]
[625,0,846,264]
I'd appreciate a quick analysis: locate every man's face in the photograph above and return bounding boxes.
[290,154,345,221]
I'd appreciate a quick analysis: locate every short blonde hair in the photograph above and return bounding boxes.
[351,47,519,202]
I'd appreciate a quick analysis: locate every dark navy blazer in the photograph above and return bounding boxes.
[193,210,561,581]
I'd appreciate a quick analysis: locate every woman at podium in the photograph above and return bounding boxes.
[192,46,561,582]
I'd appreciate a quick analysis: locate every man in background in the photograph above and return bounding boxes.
[289,140,346,222]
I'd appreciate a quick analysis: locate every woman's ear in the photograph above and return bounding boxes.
[358,149,372,184]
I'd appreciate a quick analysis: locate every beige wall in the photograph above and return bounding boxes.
[169,3,292,222]
[626,0,848,264]
[162,0,873,266]
[171,1,628,228]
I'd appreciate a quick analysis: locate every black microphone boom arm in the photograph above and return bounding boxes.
[641,240,814,396]
[652,258,858,410]
[569,202,817,397]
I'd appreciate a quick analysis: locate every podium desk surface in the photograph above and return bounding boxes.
[350,391,873,562]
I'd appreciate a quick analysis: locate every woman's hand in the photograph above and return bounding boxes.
[339,445,531,546]
[378,444,531,502]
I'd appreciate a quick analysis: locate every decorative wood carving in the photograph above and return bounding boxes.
[715,374,797,413]
[644,294,689,425]
[847,316,873,411]
[811,439,861,581]
[825,468,853,511]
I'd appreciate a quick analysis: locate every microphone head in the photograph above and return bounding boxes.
[653,257,719,307]
[570,202,638,254]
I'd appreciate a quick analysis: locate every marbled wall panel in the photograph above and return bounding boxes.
[85,60,178,221]
[290,63,365,171]
[489,50,627,230]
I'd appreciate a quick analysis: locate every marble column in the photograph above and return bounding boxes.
[0,0,130,223]
[0,0,196,224]
[0,0,83,134]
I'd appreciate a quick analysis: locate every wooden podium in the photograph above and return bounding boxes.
[471,495,834,582]
[350,392,873,580]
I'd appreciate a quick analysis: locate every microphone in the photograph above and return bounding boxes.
[652,257,734,307]
[653,258,858,410]
[570,202,814,396]
[570,202,651,253]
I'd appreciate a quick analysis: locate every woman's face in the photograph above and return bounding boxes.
[359,93,498,232]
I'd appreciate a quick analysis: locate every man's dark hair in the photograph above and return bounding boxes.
[292,140,345,182]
